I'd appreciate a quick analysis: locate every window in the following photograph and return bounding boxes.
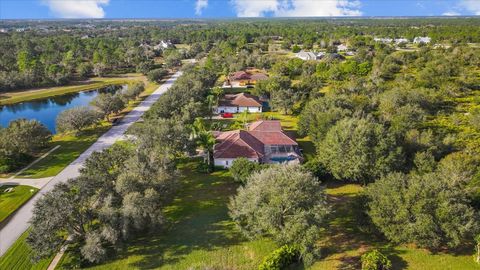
[226,160,229,165]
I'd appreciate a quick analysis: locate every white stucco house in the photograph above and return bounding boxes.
[413,37,431,44]
[295,51,325,61]
[215,93,263,114]
[213,120,302,168]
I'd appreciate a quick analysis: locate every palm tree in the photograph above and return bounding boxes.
[191,118,216,172]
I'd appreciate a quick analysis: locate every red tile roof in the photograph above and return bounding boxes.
[229,70,268,81]
[218,93,262,107]
[214,130,264,159]
[248,120,282,131]
[214,120,297,159]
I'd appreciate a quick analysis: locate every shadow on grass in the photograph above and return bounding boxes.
[71,160,246,269]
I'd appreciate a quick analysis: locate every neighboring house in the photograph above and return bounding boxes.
[216,93,263,114]
[213,120,302,168]
[337,44,348,52]
[413,37,431,44]
[154,40,174,51]
[295,51,324,61]
[394,38,409,44]
[374,37,393,43]
[224,69,268,88]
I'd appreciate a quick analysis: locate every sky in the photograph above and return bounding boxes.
[1,0,480,19]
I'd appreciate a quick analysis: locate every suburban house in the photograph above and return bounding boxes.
[224,69,269,88]
[213,120,302,168]
[337,44,348,52]
[295,51,325,61]
[413,37,431,44]
[215,93,263,114]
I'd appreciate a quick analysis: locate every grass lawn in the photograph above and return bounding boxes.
[58,160,277,269]
[17,125,111,178]
[0,230,54,270]
[310,182,479,270]
[0,75,144,105]
[0,185,38,223]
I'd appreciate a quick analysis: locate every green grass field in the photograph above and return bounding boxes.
[17,125,111,178]
[58,160,277,269]
[0,230,53,270]
[0,185,38,223]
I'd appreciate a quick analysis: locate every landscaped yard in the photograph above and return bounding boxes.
[0,185,38,223]
[0,230,53,270]
[58,160,277,269]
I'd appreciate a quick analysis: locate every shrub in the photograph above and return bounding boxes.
[258,245,300,270]
[361,249,392,270]
[229,158,262,184]
[147,68,169,83]
[56,106,101,134]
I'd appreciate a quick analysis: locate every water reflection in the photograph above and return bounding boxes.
[0,85,122,133]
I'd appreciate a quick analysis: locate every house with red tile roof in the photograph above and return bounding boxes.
[224,69,268,88]
[213,120,302,168]
[216,93,263,114]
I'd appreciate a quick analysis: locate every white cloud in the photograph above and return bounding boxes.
[442,11,460,16]
[195,0,208,15]
[43,0,109,18]
[231,0,362,17]
[460,0,480,15]
[231,0,279,17]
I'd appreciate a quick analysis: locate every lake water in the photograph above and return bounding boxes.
[0,85,124,133]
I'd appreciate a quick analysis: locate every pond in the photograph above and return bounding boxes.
[0,85,125,133]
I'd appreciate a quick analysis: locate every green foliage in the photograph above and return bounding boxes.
[147,68,168,82]
[361,249,392,270]
[366,152,479,249]
[229,164,329,265]
[229,157,262,184]
[317,117,403,184]
[56,106,101,134]
[258,245,300,270]
[27,143,177,264]
[292,44,301,53]
[90,92,125,120]
[0,119,51,172]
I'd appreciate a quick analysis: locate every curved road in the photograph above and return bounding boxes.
[0,70,183,256]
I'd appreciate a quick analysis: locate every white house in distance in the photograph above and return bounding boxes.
[215,93,263,114]
[413,37,431,44]
[295,51,325,61]
[213,120,302,168]
[337,44,348,52]
[394,38,409,44]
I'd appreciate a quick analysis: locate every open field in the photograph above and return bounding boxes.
[0,230,53,270]
[0,74,145,105]
[0,185,38,223]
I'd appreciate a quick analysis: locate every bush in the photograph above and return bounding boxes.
[229,158,262,184]
[229,164,329,265]
[56,106,101,134]
[147,68,169,83]
[361,249,392,270]
[258,245,300,270]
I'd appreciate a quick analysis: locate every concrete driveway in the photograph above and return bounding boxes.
[0,70,183,256]
[0,177,53,189]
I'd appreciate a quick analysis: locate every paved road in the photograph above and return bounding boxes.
[0,177,53,189]
[0,70,183,256]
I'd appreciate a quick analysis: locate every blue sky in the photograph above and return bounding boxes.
[1,0,479,19]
